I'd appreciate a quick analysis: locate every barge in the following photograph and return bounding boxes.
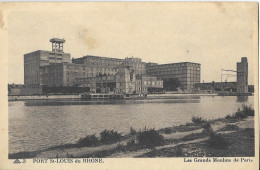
[80,93,147,100]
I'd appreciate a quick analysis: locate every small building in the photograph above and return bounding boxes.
[8,84,42,95]
[194,82,237,93]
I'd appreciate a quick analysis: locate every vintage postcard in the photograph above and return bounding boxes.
[0,2,259,170]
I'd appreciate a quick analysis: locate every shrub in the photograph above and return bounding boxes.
[234,111,247,119]
[116,143,125,152]
[66,152,74,158]
[202,122,213,135]
[161,127,175,134]
[219,124,239,132]
[77,134,99,147]
[176,146,183,157]
[242,104,254,116]
[127,139,136,147]
[191,117,206,125]
[100,129,122,144]
[130,127,137,135]
[208,132,229,149]
[225,115,232,119]
[137,128,165,148]
[225,105,254,120]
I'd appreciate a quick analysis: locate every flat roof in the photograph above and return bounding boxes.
[74,55,124,61]
[50,38,65,43]
[147,62,201,67]
[24,50,70,55]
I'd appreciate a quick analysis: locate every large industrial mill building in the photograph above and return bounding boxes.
[146,62,201,92]
[21,38,204,95]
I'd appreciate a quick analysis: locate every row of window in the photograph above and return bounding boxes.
[152,74,200,78]
[147,67,200,72]
[136,87,148,91]
[147,63,200,68]
[25,74,39,79]
[143,81,162,85]
[25,80,38,84]
[66,65,117,72]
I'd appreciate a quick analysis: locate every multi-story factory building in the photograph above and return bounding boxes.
[145,62,201,91]
[72,55,146,77]
[72,55,123,77]
[24,38,71,85]
[120,57,146,75]
[237,57,248,93]
[75,65,163,94]
[40,63,90,86]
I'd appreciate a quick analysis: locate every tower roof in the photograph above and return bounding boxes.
[50,38,65,43]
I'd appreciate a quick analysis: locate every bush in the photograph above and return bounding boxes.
[242,104,254,116]
[77,134,99,147]
[130,127,137,135]
[176,146,183,157]
[116,143,125,151]
[202,122,213,135]
[208,132,229,149]
[234,110,247,119]
[137,128,165,148]
[66,152,74,158]
[100,129,122,144]
[191,117,206,125]
[127,139,136,147]
[225,105,254,120]
[219,124,239,132]
[225,115,232,119]
[161,127,175,134]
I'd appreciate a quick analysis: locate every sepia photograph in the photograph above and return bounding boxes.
[0,1,258,169]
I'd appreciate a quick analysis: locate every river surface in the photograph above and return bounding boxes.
[8,95,254,154]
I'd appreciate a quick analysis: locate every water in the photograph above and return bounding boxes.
[8,95,254,154]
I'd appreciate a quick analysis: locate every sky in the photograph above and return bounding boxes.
[6,2,258,85]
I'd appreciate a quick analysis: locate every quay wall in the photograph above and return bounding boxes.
[8,95,80,101]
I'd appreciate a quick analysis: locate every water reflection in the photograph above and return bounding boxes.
[23,95,202,106]
[236,96,248,102]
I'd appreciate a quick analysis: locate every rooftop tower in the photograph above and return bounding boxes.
[50,38,65,53]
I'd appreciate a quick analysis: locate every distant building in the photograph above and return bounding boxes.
[119,57,146,75]
[237,57,248,93]
[72,56,146,76]
[146,62,201,91]
[40,63,88,86]
[8,84,42,95]
[75,65,163,94]
[24,38,70,85]
[72,55,123,76]
[194,82,237,93]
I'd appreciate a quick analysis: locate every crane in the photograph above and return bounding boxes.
[221,69,237,82]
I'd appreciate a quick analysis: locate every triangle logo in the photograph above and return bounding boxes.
[13,159,21,164]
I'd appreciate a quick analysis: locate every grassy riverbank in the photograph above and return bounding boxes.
[9,105,255,159]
